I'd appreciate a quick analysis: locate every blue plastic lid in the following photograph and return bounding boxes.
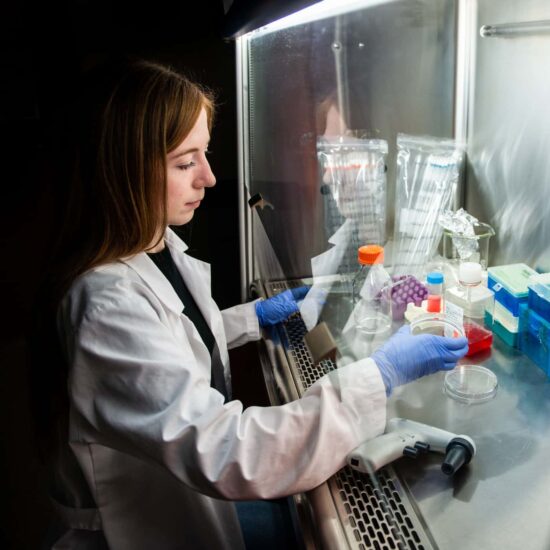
[529,282,550,301]
[427,272,444,284]
[525,308,550,341]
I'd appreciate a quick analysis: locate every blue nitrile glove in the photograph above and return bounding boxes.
[372,325,469,396]
[255,286,310,327]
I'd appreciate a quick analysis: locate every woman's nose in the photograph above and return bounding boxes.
[196,158,216,188]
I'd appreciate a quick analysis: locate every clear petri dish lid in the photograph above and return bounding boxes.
[444,365,498,405]
[409,314,465,338]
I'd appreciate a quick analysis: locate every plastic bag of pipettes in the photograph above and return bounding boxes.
[391,133,464,279]
[317,137,388,280]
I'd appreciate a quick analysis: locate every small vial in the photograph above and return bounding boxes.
[426,272,444,313]
[427,294,442,313]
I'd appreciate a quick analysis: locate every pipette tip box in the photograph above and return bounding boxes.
[519,306,550,377]
[487,263,538,316]
[528,273,550,324]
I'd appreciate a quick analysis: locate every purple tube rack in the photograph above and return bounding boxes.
[384,275,428,320]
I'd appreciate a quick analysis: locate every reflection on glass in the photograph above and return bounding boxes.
[317,135,387,260]
[243,0,455,282]
[392,134,464,279]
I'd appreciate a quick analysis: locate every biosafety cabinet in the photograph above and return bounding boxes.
[235,1,550,548]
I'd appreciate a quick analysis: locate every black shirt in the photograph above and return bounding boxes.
[147,246,228,400]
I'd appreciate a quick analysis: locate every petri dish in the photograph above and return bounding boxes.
[444,365,498,404]
[410,314,465,338]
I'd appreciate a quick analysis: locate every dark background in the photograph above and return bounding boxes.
[0,1,239,548]
[1,0,242,310]
[1,1,322,546]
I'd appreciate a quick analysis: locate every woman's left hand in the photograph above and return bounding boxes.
[255,286,310,327]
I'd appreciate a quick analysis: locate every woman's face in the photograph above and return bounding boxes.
[165,108,216,226]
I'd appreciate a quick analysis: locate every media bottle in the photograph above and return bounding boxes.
[352,245,392,335]
[445,262,494,356]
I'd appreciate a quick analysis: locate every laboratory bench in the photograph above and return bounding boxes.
[254,278,550,550]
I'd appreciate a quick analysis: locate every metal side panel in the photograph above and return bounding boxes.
[465,0,550,271]
[257,279,436,550]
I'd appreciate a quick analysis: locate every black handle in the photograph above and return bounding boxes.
[442,437,475,476]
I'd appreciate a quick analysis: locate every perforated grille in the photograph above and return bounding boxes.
[264,280,434,550]
[332,468,426,550]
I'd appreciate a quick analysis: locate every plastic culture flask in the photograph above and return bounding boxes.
[445,262,495,356]
[352,245,392,335]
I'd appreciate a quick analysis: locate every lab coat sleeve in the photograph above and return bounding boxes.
[221,300,261,349]
[65,283,386,501]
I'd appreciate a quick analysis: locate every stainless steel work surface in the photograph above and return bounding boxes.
[260,278,550,549]
[387,336,550,550]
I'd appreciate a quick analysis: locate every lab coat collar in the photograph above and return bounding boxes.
[163,227,189,254]
[119,228,189,316]
[119,228,212,319]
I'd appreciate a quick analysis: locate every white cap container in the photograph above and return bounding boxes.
[458,262,483,285]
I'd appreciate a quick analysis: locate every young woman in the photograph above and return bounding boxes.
[37,58,468,549]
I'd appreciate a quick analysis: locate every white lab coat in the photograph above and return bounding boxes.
[52,227,387,549]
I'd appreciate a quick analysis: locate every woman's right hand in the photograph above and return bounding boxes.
[372,325,469,396]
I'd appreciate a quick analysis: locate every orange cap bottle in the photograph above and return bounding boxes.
[358,245,384,265]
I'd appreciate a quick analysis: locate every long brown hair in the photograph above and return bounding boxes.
[29,58,214,459]
[51,58,214,301]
